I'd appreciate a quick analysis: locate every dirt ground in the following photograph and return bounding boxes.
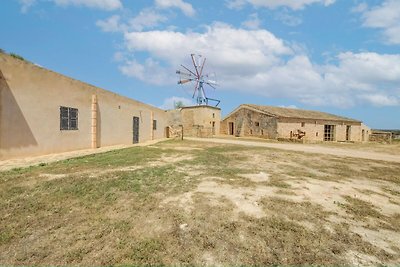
[1,139,400,265]
[189,137,400,163]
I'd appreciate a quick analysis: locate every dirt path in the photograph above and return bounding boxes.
[187,137,400,163]
[0,139,168,172]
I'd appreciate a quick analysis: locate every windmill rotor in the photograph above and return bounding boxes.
[176,54,220,107]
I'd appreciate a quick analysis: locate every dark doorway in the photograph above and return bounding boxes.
[212,121,216,135]
[228,122,234,135]
[346,125,351,141]
[133,116,139,144]
[165,127,170,138]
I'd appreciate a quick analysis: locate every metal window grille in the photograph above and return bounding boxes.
[60,106,79,130]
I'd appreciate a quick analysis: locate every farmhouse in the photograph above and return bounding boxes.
[221,104,370,142]
[0,53,168,160]
[1,52,371,160]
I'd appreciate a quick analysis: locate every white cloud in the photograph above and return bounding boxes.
[226,0,335,10]
[241,13,262,30]
[358,0,400,44]
[160,96,194,109]
[53,0,122,10]
[19,0,36,13]
[119,58,172,86]
[129,9,168,31]
[274,9,302,26]
[359,94,399,106]
[19,0,122,12]
[155,0,195,17]
[117,23,400,108]
[96,15,126,32]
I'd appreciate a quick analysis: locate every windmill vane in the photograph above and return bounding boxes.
[176,54,220,107]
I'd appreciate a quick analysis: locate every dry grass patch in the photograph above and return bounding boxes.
[1,139,400,265]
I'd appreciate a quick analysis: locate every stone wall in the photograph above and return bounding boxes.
[166,106,221,138]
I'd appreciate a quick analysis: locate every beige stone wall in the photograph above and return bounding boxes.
[221,106,367,143]
[221,108,278,138]
[0,54,167,160]
[277,121,365,142]
[167,106,221,137]
[277,122,324,141]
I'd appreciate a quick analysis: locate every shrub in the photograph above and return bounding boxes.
[10,53,25,61]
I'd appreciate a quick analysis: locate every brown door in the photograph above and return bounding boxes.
[229,122,234,135]
[165,127,170,138]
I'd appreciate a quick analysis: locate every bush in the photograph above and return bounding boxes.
[9,53,25,61]
[0,48,4,54]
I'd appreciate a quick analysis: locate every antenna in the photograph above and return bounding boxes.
[176,54,220,106]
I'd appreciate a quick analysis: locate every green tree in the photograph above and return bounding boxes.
[174,100,185,109]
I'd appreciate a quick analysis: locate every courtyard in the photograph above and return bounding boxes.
[1,139,400,265]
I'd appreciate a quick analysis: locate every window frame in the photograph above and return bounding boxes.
[60,106,79,131]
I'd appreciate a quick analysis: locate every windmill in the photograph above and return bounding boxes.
[176,54,220,106]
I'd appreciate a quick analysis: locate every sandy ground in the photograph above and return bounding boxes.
[187,137,400,163]
[0,139,167,171]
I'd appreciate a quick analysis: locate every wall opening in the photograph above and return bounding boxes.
[324,125,335,141]
[133,116,139,144]
[346,125,351,141]
[228,122,234,135]
[212,121,215,135]
[362,129,365,141]
[165,127,170,138]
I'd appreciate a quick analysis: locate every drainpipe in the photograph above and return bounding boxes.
[91,94,97,149]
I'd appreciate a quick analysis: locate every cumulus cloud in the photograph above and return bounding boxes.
[96,15,126,32]
[129,9,168,31]
[119,58,172,86]
[241,13,262,29]
[226,0,336,10]
[19,0,122,12]
[117,23,400,108]
[359,94,399,106]
[155,0,195,17]
[357,0,400,45]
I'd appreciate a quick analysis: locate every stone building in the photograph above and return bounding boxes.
[0,53,168,160]
[221,104,370,142]
[166,105,221,138]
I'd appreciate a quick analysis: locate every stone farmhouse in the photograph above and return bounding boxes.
[221,104,370,142]
[0,53,369,160]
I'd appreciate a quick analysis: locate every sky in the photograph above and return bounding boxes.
[1,0,400,129]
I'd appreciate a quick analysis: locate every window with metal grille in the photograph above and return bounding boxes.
[60,106,78,130]
[153,120,157,130]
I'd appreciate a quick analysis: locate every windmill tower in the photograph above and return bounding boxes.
[176,54,220,106]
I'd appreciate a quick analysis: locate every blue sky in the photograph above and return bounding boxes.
[1,0,400,129]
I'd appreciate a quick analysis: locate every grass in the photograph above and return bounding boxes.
[1,139,400,265]
[337,196,384,221]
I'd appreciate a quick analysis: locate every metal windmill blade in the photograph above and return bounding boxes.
[176,54,220,106]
